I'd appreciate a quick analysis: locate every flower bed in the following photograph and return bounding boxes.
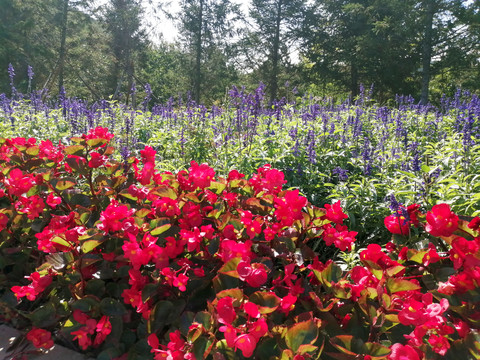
[0,128,479,359]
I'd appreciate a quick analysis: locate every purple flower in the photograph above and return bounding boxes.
[27,65,34,80]
[332,167,348,181]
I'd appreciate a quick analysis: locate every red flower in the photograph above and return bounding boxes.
[324,200,348,224]
[248,317,268,341]
[274,190,307,226]
[140,145,156,164]
[425,203,458,237]
[11,272,53,301]
[84,126,114,144]
[97,200,134,233]
[71,328,92,350]
[26,328,54,349]
[88,151,108,168]
[248,164,286,195]
[237,261,268,287]
[0,213,8,231]
[15,195,45,219]
[217,296,237,324]
[234,333,257,358]
[5,168,35,196]
[46,193,62,208]
[384,214,409,235]
[153,197,180,217]
[187,161,215,190]
[388,343,421,360]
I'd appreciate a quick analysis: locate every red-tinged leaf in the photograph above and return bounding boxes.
[280,349,294,360]
[384,314,399,323]
[249,291,281,314]
[386,278,421,293]
[407,249,429,264]
[385,265,405,277]
[51,236,72,248]
[207,181,226,195]
[285,320,319,353]
[86,138,108,148]
[70,137,84,144]
[136,208,151,218]
[111,176,127,189]
[26,146,39,156]
[218,257,241,278]
[57,180,76,191]
[119,190,138,201]
[309,292,340,312]
[81,239,105,253]
[102,146,115,156]
[363,343,391,358]
[311,261,343,287]
[329,335,359,355]
[245,198,269,213]
[194,311,213,331]
[188,324,204,343]
[151,224,171,236]
[152,186,178,200]
[216,288,244,303]
[297,344,318,355]
[64,145,85,155]
[185,193,201,203]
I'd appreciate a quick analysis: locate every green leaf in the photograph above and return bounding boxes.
[148,300,174,333]
[100,297,127,316]
[142,283,158,302]
[151,224,171,236]
[249,291,281,314]
[81,237,105,253]
[54,179,76,191]
[64,145,85,155]
[71,296,100,312]
[29,302,57,328]
[363,342,391,358]
[208,181,226,195]
[192,336,212,360]
[86,138,108,148]
[216,288,244,303]
[285,320,319,353]
[218,257,241,278]
[386,278,421,293]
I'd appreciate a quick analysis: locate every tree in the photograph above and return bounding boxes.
[245,0,308,103]
[301,0,421,100]
[178,0,241,103]
[418,0,479,102]
[104,0,147,101]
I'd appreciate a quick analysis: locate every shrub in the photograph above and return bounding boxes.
[0,128,479,359]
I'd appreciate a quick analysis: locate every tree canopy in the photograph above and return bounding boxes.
[0,0,478,104]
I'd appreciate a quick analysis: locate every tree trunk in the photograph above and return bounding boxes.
[350,62,358,99]
[420,0,435,105]
[194,0,204,104]
[58,0,69,94]
[270,0,282,104]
